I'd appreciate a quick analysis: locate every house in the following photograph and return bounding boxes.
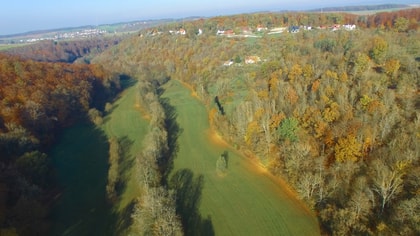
[289,26,300,33]
[224,29,235,36]
[149,29,162,36]
[331,24,341,31]
[223,59,234,66]
[217,29,234,36]
[343,24,356,31]
[257,24,268,32]
[241,27,253,34]
[179,28,186,35]
[245,56,261,64]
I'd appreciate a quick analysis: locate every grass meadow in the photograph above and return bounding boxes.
[50,80,149,235]
[162,80,320,235]
[50,78,319,235]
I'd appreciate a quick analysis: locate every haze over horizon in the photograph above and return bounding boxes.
[1,0,418,36]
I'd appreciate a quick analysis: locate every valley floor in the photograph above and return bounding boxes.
[50,79,320,235]
[161,80,320,235]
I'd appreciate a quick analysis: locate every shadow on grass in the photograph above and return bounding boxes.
[113,200,136,236]
[170,169,214,236]
[50,123,117,236]
[114,136,134,197]
[109,137,136,235]
[159,94,184,184]
[101,74,137,124]
[119,74,138,90]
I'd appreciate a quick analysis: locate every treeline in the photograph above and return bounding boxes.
[0,53,120,235]
[362,8,420,30]
[103,68,183,235]
[93,9,419,235]
[128,79,182,235]
[3,37,121,63]
[135,7,419,37]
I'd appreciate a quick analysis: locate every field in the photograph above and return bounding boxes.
[50,78,320,235]
[101,80,149,212]
[49,123,113,235]
[50,80,149,235]
[0,44,27,51]
[162,80,320,235]
[348,7,413,15]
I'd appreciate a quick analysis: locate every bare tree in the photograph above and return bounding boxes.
[132,187,183,236]
[371,159,404,211]
[348,177,373,220]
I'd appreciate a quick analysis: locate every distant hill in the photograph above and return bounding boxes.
[0,19,175,41]
[309,4,410,12]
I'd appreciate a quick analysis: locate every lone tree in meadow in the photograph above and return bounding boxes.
[216,151,228,174]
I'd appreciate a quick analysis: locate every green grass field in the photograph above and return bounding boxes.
[101,80,149,212]
[162,80,320,236]
[0,44,27,51]
[50,123,114,235]
[50,81,149,235]
[348,7,412,15]
[50,78,319,235]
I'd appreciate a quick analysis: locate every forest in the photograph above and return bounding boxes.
[2,37,122,63]
[0,54,120,235]
[93,8,420,235]
[0,7,419,235]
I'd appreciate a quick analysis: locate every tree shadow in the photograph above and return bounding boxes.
[170,169,214,236]
[114,136,134,197]
[222,150,229,169]
[119,74,137,90]
[91,74,136,113]
[49,123,117,236]
[158,94,184,184]
[113,200,136,236]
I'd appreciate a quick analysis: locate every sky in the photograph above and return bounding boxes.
[0,0,418,35]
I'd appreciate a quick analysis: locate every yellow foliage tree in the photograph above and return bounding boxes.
[315,120,328,138]
[254,108,265,120]
[324,69,338,80]
[384,59,400,77]
[355,53,370,75]
[311,79,321,92]
[288,64,303,81]
[323,102,340,123]
[208,108,217,125]
[335,135,362,162]
[339,72,348,83]
[257,90,269,100]
[286,87,298,104]
[359,95,372,111]
[302,64,314,80]
[370,37,388,64]
[268,74,279,92]
[270,113,285,130]
[244,120,260,145]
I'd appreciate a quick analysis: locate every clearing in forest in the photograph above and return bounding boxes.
[50,80,149,235]
[162,80,320,236]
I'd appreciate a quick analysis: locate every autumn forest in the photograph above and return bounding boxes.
[1,7,419,236]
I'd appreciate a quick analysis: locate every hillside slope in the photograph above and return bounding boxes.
[162,80,320,235]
